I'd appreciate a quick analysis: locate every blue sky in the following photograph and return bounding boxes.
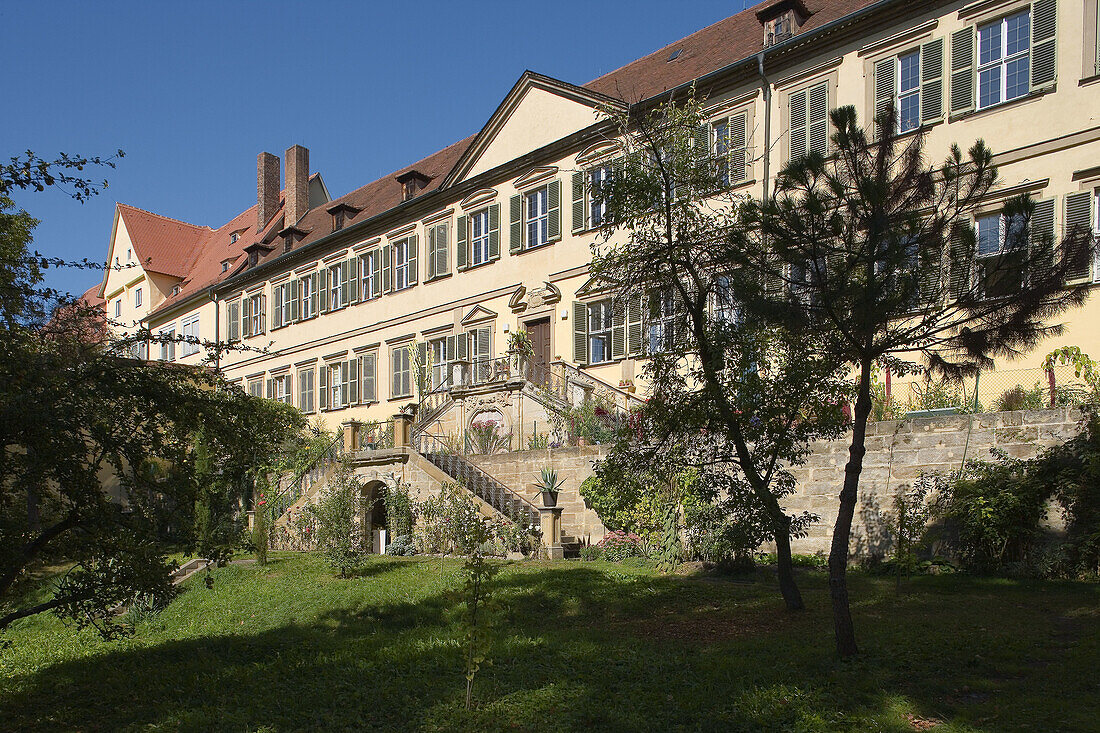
[1,1,750,298]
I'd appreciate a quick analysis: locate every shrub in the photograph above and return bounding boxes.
[597,530,647,561]
[682,500,767,570]
[579,544,603,561]
[385,534,417,556]
[308,460,362,577]
[995,384,1048,412]
[415,482,486,556]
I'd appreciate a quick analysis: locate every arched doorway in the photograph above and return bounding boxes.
[360,480,388,554]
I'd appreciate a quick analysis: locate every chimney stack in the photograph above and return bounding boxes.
[257,152,280,230]
[285,145,309,227]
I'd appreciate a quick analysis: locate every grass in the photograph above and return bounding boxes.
[1,554,1098,732]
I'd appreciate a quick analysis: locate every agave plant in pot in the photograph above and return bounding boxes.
[534,467,565,508]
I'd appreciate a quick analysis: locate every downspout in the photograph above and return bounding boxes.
[757,51,772,201]
[211,287,220,374]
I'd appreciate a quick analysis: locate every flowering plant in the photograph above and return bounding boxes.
[596,529,647,561]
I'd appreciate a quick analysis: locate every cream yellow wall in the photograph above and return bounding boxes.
[140,0,1099,427]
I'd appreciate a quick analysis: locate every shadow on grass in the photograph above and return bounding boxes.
[2,562,1098,732]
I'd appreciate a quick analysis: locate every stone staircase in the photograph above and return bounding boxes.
[422,451,539,527]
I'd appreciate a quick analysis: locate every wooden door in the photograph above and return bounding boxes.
[526,318,551,384]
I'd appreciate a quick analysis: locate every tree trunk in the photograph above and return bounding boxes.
[828,365,873,657]
[772,517,804,611]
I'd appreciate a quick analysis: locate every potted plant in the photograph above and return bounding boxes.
[534,467,565,508]
[508,330,534,377]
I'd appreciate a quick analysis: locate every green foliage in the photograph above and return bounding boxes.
[533,467,565,494]
[416,483,487,556]
[578,544,603,561]
[596,530,647,561]
[461,539,498,710]
[891,473,937,585]
[554,396,625,445]
[385,534,417,557]
[383,479,416,540]
[525,432,549,450]
[933,412,1100,577]
[994,383,1049,412]
[683,499,768,572]
[507,330,533,357]
[907,378,969,412]
[465,420,511,455]
[307,460,361,578]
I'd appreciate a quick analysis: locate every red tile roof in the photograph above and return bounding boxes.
[136,0,880,320]
[117,204,210,279]
[585,0,877,101]
[79,283,105,308]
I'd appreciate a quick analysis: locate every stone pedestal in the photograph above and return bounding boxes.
[539,506,564,560]
[341,420,362,453]
[393,412,412,448]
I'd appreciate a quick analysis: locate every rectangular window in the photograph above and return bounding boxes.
[428,336,449,389]
[391,345,412,398]
[589,165,612,226]
[159,326,176,362]
[360,352,377,403]
[327,361,351,410]
[526,186,549,249]
[180,315,200,357]
[648,289,678,354]
[975,211,1027,297]
[134,287,142,308]
[247,293,264,336]
[710,113,748,187]
[712,276,740,324]
[298,368,315,414]
[271,374,293,405]
[467,327,492,383]
[114,299,121,318]
[359,250,382,299]
[226,300,240,342]
[898,50,921,132]
[978,10,1031,109]
[298,274,315,320]
[587,300,614,364]
[788,80,829,161]
[328,261,346,310]
[390,236,417,291]
[272,281,290,329]
[248,379,263,398]
[470,210,491,266]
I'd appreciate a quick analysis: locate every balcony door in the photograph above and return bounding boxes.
[526,317,551,385]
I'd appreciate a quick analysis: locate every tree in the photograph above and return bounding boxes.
[738,105,1091,655]
[590,94,849,609]
[0,153,305,638]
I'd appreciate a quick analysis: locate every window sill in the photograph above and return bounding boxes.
[388,394,413,402]
[1079,73,1100,87]
[457,258,498,273]
[514,239,559,256]
[949,85,1053,123]
[424,272,453,284]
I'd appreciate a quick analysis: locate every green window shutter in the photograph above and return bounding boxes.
[694,123,710,162]
[488,203,501,260]
[949,225,973,299]
[259,295,266,334]
[920,38,945,123]
[729,112,748,183]
[1030,0,1058,91]
[290,280,300,321]
[572,171,586,233]
[266,378,273,400]
[347,258,359,303]
[1063,191,1093,281]
[789,89,808,161]
[382,244,392,293]
[476,328,490,362]
[950,27,975,115]
[627,292,644,355]
[227,301,239,341]
[272,287,283,328]
[611,297,626,359]
[509,194,523,253]
[361,354,376,403]
[456,215,468,270]
[807,82,829,156]
[426,226,437,280]
[319,364,329,410]
[918,241,944,305]
[241,296,251,337]
[455,331,469,362]
[319,268,330,313]
[547,180,561,241]
[408,235,418,285]
[340,262,350,307]
[1027,197,1056,283]
[437,224,449,276]
[310,272,320,313]
[573,301,588,365]
[348,358,359,405]
[340,362,350,407]
[416,341,428,391]
[370,252,381,298]
[873,56,896,137]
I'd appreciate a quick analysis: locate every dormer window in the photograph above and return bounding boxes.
[221,260,231,273]
[171,285,182,296]
[332,210,345,232]
[248,251,259,268]
[284,233,294,253]
[757,0,808,48]
[396,170,431,202]
[326,202,361,233]
[230,232,240,244]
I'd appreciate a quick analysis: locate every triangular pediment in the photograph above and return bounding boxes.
[444,71,625,187]
[461,304,498,324]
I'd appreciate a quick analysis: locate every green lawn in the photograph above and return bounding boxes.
[1,555,1098,732]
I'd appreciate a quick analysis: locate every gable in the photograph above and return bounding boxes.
[447,72,623,186]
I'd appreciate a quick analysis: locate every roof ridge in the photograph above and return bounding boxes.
[117,202,212,231]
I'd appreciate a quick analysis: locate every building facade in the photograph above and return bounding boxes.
[93,0,1100,438]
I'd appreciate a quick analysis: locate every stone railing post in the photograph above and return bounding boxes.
[393,412,412,448]
[341,420,362,454]
[538,488,564,560]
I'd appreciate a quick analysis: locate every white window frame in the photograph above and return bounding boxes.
[896,49,922,133]
[180,314,200,357]
[159,326,176,362]
[248,379,263,398]
[393,237,413,291]
[588,165,612,227]
[114,299,121,318]
[525,186,550,249]
[587,299,614,365]
[328,261,346,310]
[977,9,1031,110]
[272,374,292,405]
[299,274,315,320]
[134,287,142,308]
[648,288,678,354]
[428,336,449,390]
[470,209,491,266]
[298,367,315,414]
[975,211,1027,297]
[247,293,263,336]
[360,250,381,299]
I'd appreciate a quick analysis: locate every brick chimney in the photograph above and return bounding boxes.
[257,152,280,230]
[285,145,309,227]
